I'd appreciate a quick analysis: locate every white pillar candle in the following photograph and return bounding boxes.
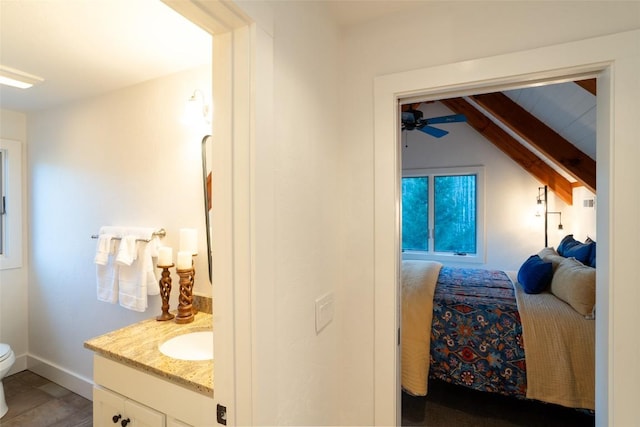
[157,246,173,266]
[177,251,193,270]
[179,228,198,255]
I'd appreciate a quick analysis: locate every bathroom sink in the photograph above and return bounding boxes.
[159,331,213,361]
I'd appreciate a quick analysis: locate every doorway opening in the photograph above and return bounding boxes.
[397,79,598,426]
[371,31,640,425]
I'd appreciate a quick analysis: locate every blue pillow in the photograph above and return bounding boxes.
[585,237,596,268]
[557,235,594,265]
[517,255,553,294]
[557,234,578,255]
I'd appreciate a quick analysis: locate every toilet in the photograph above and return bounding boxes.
[0,343,16,419]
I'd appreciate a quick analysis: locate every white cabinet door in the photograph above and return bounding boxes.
[93,386,165,427]
[126,398,166,427]
[94,387,126,427]
[167,417,193,427]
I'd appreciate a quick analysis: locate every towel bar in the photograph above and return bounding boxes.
[91,228,166,242]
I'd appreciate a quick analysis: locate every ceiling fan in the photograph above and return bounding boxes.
[401,105,467,138]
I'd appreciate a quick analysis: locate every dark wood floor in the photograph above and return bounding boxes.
[1,370,92,427]
[402,379,595,427]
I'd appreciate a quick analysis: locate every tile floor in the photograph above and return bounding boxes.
[1,370,92,427]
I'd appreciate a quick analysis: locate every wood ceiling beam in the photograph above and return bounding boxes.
[470,92,596,193]
[575,78,596,96]
[441,97,574,205]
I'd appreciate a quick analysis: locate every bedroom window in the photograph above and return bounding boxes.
[402,166,485,264]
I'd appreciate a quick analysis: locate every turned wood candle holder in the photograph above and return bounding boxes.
[191,260,198,315]
[156,264,175,321]
[175,267,195,324]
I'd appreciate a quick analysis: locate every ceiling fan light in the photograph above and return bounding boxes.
[0,65,44,89]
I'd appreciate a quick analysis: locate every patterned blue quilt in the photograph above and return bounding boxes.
[429,267,527,397]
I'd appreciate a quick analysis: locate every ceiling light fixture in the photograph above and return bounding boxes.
[0,65,44,89]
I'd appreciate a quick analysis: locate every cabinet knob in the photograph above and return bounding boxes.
[121,418,131,427]
[112,414,122,423]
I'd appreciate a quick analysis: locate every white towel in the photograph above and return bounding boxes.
[121,228,160,296]
[95,226,161,311]
[118,238,159,311]
[116,235,137,266]
[118,240,148,312]
[96,238,119,304]
[94,234,113,265]
[96,263,119,303]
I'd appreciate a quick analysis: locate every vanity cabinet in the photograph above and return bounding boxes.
[167,418,193,427]
[93,355,214,427]
[94,386,164,427]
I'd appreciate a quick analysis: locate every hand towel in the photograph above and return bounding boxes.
[94,234,113,265]
[118,247,147,312]
[96,238,119,304]
[118,240,156,312]
[123,228,160,296]
[96,226,161,310]
[116,235,137,266]
[97,262,119,304]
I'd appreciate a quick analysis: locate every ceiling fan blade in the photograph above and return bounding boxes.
[419,125,449,138]
[424,114,467,125]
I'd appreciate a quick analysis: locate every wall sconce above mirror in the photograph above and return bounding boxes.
[182,89,211,129]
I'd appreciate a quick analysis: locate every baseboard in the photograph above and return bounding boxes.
[26,354,94,401]
[7,353,27,376]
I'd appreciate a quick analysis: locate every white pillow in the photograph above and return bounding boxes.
[538,247,565,272]
[550,256,596,317]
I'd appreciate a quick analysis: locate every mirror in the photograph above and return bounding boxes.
[201,134,213,284]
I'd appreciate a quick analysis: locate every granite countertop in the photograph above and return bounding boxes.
[84,304,213,397]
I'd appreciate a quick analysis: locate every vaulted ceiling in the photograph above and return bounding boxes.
[3,1,596,206]
[405,79,597,205]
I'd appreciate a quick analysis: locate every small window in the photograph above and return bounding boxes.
[0,139,23,270]
[0,149,4,255]
[402,167,484,264]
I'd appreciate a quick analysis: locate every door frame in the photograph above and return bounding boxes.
[374,30,640,426]
[163,1,256,425]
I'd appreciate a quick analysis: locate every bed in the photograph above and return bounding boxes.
[402,238,596,411]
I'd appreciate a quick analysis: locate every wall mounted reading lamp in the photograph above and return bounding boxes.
[537,185,563,247]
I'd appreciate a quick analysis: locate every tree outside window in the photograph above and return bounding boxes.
[402,167,482,262]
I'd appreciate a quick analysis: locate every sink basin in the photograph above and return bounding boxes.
[159,331,213,361]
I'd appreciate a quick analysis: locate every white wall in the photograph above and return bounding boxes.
[0,109,29,375]
[569,186,597,242]
[26,65,211,390]
[339,2,639,425]
[252,2,343,425]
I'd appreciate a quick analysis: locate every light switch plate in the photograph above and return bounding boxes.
[315,292,334,333]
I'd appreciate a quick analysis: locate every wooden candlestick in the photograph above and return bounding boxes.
[156,264,175,321]
[191,259,198,315]
[175,267,195,324]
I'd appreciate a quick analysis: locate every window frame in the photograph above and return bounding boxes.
[0,138,23,270]
[401,166,485,264]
